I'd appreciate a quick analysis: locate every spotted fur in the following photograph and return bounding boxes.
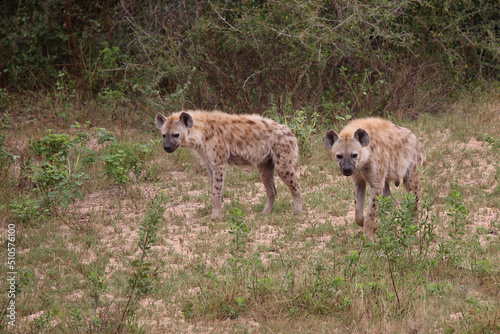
[324,117,423,235]
[156,110,302,218]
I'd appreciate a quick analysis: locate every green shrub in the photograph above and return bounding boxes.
[3,1,498,117]
[99,142,154,185]
[9,195,48,226]
[0,113,17,181]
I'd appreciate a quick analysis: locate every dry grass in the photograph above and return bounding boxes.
[0,89,499,333]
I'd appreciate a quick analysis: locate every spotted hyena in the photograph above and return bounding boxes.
[155,110,302,218]
[323,117,423,235]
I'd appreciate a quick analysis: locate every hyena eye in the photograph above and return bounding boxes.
[336,154,343,159]
[352,153,358,158]
[173,133,180,138]
[162,134,166,138]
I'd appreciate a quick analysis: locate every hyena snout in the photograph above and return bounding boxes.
[163,145,178,153]
[340,159,355,176]
[342,167,354,176]
[163,138,179,153]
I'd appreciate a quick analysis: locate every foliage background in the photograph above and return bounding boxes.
[0,1,499,333]
[1,0,498,118]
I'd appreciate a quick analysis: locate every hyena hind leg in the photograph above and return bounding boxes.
[257,158,277,214]
[275,165,302,213]
[403,165,421,222]
[383,182,398,206]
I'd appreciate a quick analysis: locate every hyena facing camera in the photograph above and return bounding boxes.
[155,110,302,218]
[324,117,423,236]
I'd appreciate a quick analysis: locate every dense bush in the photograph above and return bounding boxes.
[1,0,498,117]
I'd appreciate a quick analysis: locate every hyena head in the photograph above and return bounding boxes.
[155,112,194,153]
[323,128,370,176]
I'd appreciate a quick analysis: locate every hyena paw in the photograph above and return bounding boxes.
[261,206,272,214]
[293,198,302,213]
[363,223,377,237]
[355,217,364,227]
[211,211,222,220]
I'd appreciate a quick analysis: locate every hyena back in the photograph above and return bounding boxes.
[155,110,302,218]
[323,117,423,235]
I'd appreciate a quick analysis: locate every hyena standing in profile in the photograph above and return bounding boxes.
[155,110,302,218]
[323,117,423,235]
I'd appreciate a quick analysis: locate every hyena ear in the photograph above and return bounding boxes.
[178,112,194,128]
[323,130,339,149]
[354,128,370,147]
[155,113,167,129]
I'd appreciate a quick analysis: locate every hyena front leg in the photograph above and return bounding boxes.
[257,158,277,214]
[210,164,227,219]
[354,180,366,227]
[364,182,384,236]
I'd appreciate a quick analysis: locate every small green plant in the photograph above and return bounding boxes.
[100,142,153,185]
[9,195,48,226]
[484,134,499,151]
[55,69,76,104]
[425,282,452,297]
[0,113,18,181]
[29,309,59,331]
[116,194,167,332]
[30,132,78,162]
[376,193,435,262]
[26,131,91,218]
[285,109,319,150]
[373,192,436,314]
[267,101,319,151]
[335,114,352,127]
[446,190,468,235]
[182,162,191,172]
[88,271,108,316]
[226,208,249,280]
[182,301,194,320]
[0,88,8,108]
[96,127,117,144]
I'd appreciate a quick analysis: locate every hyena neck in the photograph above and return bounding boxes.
[182,127,204,150]
[359,149,371,167]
